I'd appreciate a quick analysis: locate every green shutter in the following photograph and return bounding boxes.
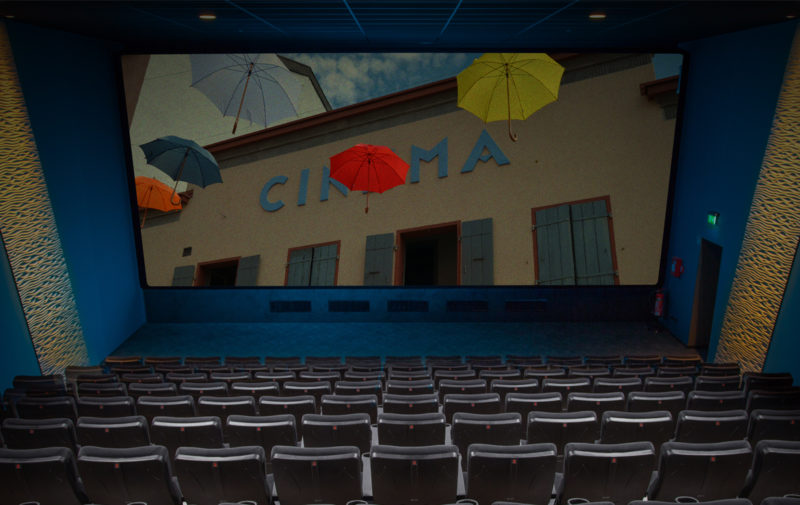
[364,233,395,286]
[571,200,615,285]
[535,205,575,285]
[235,255,260,286]
[287,248,313,286]
[461,218,493,285]
[171,265,195,286]
[310,244,338,286]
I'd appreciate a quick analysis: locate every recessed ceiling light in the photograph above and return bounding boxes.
[198,12,217,21]
[4,14,15,19]
[589,12,607,20]
[787,14,797,19]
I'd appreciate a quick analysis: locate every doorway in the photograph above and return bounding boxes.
[689,239,723,357]
[195,258,239,286]
[397,223,458,286]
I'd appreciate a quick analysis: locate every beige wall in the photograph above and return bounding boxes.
[141,58,676,287]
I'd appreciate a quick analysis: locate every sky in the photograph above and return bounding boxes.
[284,52,482,109]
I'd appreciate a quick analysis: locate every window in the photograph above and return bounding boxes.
[532,197,618,285]
[285,242,340,286]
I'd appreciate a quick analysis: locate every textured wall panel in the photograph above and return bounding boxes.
[716,26,800,372]
[0,22,89,373]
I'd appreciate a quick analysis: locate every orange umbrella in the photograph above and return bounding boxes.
[135,176,182,227]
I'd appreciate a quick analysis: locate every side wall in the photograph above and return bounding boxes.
[4,21,146,371]
[663,21,797,358]
[765,243,800,383]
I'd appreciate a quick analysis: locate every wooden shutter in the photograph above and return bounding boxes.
[364,233,394,286]
[286,248,313,286]
[571,200,615,285]
[235,255,260,286]
[534,205,575,285]
[171,265,195,286]
[461,218,493,285]
[310,244,338,286]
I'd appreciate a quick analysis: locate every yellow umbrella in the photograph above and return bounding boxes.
[457,53,565,142]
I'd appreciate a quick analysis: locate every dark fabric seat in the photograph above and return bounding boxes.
[439,378,488,401]
[0,446,88,505]
[136,394,196,421]
[282,380,331,411]
[127,381,178,398]
[687,390,748,411]
[542,377,592,408]
[271,444,362,505]
[592,377,643,394]
[320,393,378,423]
[334,379,383,404]
[566,391,626,417]
[746,389,800,411]
[225,414,298,472]
[150,415,224,458]
[695,375,742,391]
[385,378,435,395]
[78,444,182,505]
[196,394,257,417]
[377,412,446,446]
[627,390,686,418]
[673,409,749,443]
[178,380,229,399]
[443,392,502,423]
[644,375,694,393]
[599,410,673,452]
[76,394,136,417]
[747,409,800,444]
[743,372,794,393]
[526,410,599,455]
[383,392,439,415]
[740,439,800,505]
[12,395,78,421]
[505,392,563,434]
[76,415,150,448]
[466,442,557,505]
[451,412,522,466]
[77,381,128,397]
[490,378,540,399]
[174,445,271,505]
[257,395,316,433]
[301,412,372,454]
[2,417,78,453]
[229,380,280,400]
[370,444,460,505]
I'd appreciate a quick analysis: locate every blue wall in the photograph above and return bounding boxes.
[6,21,146,366]
[662,21,797,359]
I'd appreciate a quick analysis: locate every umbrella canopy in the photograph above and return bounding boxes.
[457,53,564,141]
[190,53,307,134]
[329,143,409,213]
[135,176,182,228]
[139,135,222,194]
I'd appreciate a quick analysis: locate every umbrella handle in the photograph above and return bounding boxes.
[140,207,148,229]
[233,62,255,135]
[506,64,519,142]
[508,118,518,142]
[365,192,369,214]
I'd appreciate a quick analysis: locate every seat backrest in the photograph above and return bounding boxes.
[128,381,178,398]
[377,412,446,446]
[466,442,557,505]
[385,379,435,395]
[648,440,753,501]
[225,414,298,467]
[746,388,800,411]
[740,439,800,505]
[433,369,477,388]
[0,446,87,505]
[334,380,383,404]
[627,390,686,418]
[178,380,229,398]
[150,415,224,458]
[695,375,742,392]
[282,380,331,409]
[743,372,794,393]
[568,367,612,380]
[747,408,800,444]
[600,410,673,452]
[674,409,749,443]
[566,391,626,416]
[271,444,362,505]
[687,390,747,411]
[442,392,502,423]
[561,441,656,505]
[78,444,182,505]
[645,375,694,393]
[541,377,593,404]
[76,415,150,448]
[229,380,280,399]
[301,413,372,454]
[197,394,257,417]
[490,378,540,399]
[136,394,196,421]
[77,381,128,397]
[2,417,78,453]
[13,395,78,421]
[257,395,316,432]
[77,395,137,417]
[526,410,599,454]
[438,378,488,401]
[174,445,271,505]
[382,393,439,415]
[320,394,378,424]
[593,377,643,394]
[370,444,460,505]
[451,412,522,464]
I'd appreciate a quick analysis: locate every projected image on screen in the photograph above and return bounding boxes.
[123,52,681,287]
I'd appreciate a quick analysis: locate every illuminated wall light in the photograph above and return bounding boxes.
[716,26,800,373]
[589,12,607,20]
[0,22,89,373]
[198,12,217,21]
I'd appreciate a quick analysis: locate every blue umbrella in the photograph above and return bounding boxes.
[139,135,222,198]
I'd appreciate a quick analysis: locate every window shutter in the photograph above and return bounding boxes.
[171,265,195,286]
[287,248,313,286]
[310,244,338,286]
[534,205,576,285]
[461,218,493,285]
[571,200,615,285]
[364,233,394,286]
[235,255,260,286]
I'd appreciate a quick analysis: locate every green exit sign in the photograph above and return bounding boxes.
[707,212,720,226]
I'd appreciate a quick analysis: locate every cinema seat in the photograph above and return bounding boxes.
[700,362,741,377]
[434,369,478,389]
[150,415,224,458]
[370,444,460,505]
[225,414,297,472]
[136,394,196,421]
[568,367,612,380]
[377,412,446,446]
[746,389,800,411]
[166,371,208,383]
[120,371,164,384]
[613,366,656,380]
[743,372,794,393]
[2,417,78,453]
[229,380,280,400]
[174,445,271,505]
[321,394,378,424]
[77,381,128,397]
[78,444,182,505]
[451,412,522,466]
[335,379,383,404]
[271,444,362,505]
[647,440,753,501]
[673,409,749,443]
[631,499,752,505]
[258,395,316,432]
[695,375,742,391]
[439,378,488,401]
[645,375,694,393]
[77,395,136,417]
[524,367,567,380]
[490,378,540,399]
[197,394,257,417]
[747,409,800,444]
[599,410,673,452]
[386,378,435,395]
[383,393,439,415]
[128,381,178,398]
[687,390,748,411]
[282,380,332,410]
[76,415,150,448]
[178,380,229,399]
[389,369,432,381]
[566,391,626,417]
[464,442,556,505]
[592,377,643,394]
[443,392,502,423]
[13,395,78,421]
[526,410,598,456]
[627,390,686,419]
[0,446,88,505]
[559,441,656,505]
[301,413,372,454]
[740,440,800,505]
[480,369,522,382]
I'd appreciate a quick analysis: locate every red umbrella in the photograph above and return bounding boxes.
[329,143,410,213]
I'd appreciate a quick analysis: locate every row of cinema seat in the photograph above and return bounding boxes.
[2,438,799,505]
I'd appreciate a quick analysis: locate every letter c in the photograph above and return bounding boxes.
[260,175,288,212]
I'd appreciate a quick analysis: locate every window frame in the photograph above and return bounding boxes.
[284,240,341,287]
